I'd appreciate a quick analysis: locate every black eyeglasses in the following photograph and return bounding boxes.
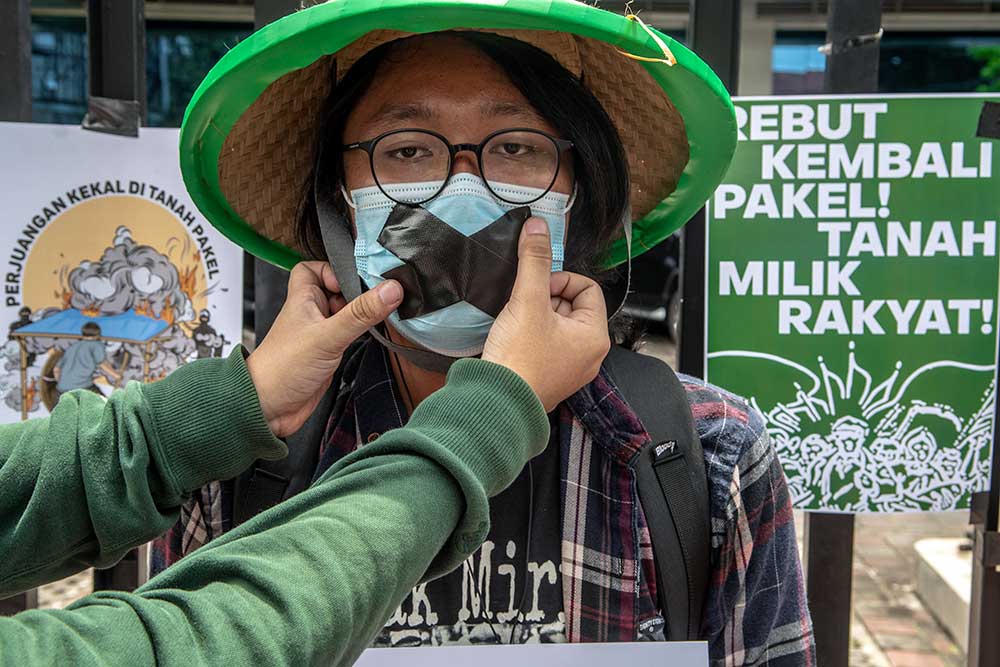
[342,127,574,206]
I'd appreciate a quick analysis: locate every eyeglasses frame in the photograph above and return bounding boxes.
[341,127,574,206]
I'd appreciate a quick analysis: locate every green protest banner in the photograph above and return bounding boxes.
[706,94,1000,512]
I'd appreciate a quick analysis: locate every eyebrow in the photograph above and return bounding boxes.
[481,100,546,124]
[365,102,436,131]
[363,99,547,134]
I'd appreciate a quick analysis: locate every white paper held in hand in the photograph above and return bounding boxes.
[351,641,709,667]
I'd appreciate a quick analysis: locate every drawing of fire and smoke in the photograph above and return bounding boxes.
[66,225,197,322]
[1,225,210,414]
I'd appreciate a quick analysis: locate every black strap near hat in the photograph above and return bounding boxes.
[314,137,459,373]
[604,345,711,641]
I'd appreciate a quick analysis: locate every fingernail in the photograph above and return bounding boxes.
[525,219,548,236]
[378,280,402,305]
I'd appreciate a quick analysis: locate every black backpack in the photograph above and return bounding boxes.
[603,345,711,641]
[231,344,711,641]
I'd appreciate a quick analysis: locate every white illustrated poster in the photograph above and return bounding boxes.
[0,123,243,421]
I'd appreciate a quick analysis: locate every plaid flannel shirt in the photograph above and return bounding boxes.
[152,340,814,666]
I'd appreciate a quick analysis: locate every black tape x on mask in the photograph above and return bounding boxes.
[344,174,573,357]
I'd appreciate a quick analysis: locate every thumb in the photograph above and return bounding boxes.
[510,218,552,307]
[321,280,403,353]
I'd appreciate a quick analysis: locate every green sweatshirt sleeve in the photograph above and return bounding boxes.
[0,348,288,597]
[0,357,549,667]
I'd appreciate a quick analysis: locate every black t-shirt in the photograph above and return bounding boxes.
[373,433,565,646]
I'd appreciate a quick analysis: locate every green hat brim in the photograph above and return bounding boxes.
[179,0,736,269]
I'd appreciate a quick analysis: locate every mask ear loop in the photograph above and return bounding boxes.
[607,212,633,321]
[315,144,456,373]
[560,184,579,214]
[339,183,358,210]
[549,185,579,274]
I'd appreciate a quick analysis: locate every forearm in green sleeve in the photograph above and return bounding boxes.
[0,348,286,596]
[0,358,548,667]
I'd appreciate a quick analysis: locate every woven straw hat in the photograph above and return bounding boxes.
[180,0,736,269]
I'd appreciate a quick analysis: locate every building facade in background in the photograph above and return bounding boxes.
[28,0,1000,126]
[27,0,1000,342]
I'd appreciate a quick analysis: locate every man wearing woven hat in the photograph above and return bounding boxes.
[158,1,814,664]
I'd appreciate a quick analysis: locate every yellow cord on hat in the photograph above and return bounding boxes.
[616,11,677,67]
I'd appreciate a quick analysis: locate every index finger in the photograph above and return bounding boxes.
[289,261,341,296]
[550,272,607,318]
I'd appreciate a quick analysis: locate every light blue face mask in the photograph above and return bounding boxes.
[344,173,574,357]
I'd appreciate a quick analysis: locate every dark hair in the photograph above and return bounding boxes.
[296,31,640,344]
[82,322,101,337]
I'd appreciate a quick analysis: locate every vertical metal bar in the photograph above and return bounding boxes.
[823,0,880,95]
[803,513,856,666]
[968,527,1000,666]
[803,3,881,666]
[688,0,742,91]
[253,262,289,346]
[0,587,37,617]
[678,209,707,378]
[0,0,32,122]
[87,0,147,593]
[19,340,28,422]
[255,0,299,29]
[680,0,740,379]
[968,303,1000,665]
[250,0,299,346]
[92,549,143,592]
[0,0,36,616]
[86,0,146,119]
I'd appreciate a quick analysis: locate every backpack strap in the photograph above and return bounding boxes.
[232,341,363,526]
[603,345,711,641]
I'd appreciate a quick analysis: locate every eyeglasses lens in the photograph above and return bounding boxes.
[371,131,451,204]
[481,130,560,204]
[370,130,561,205]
